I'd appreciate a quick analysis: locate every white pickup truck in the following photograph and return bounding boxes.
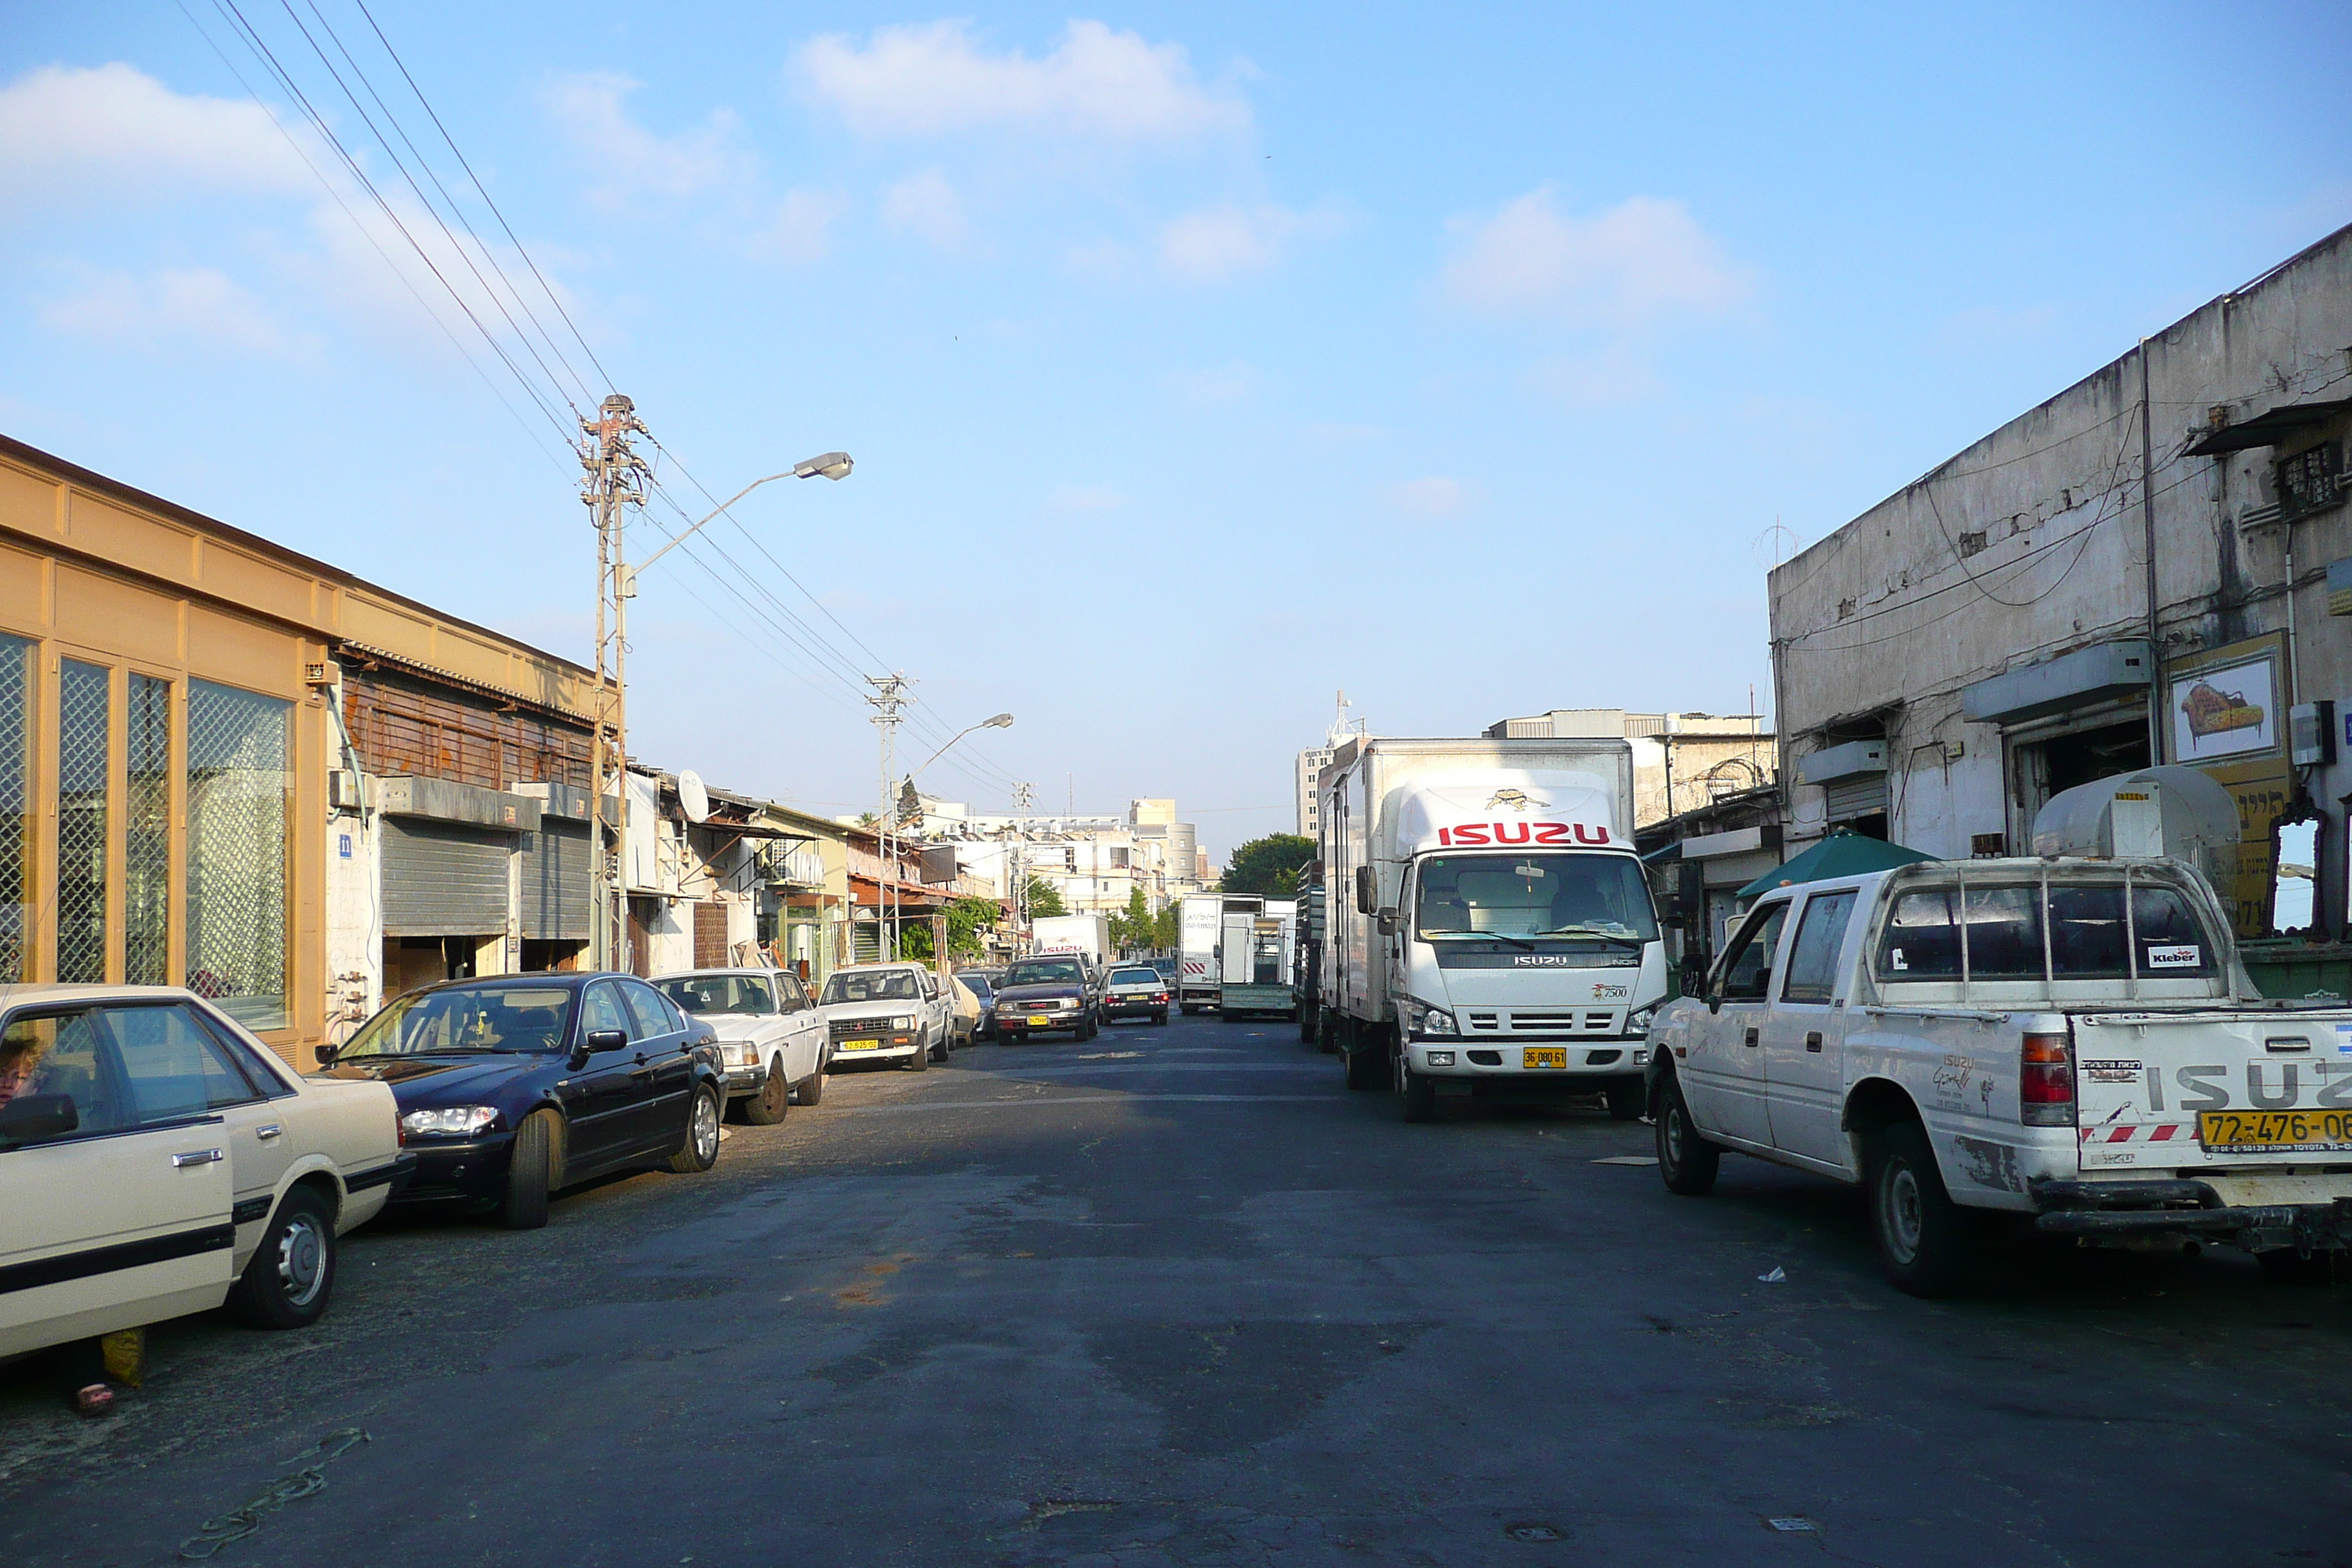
[1644,856,2352,1296]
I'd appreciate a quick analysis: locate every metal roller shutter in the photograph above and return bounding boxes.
[522,821,590,941]
[382,818,510,935]
[1823,775,1889,822]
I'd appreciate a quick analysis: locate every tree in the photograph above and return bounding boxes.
[1025,877,1066,919]
[1150,900,1181,951]
[1221,833,1316,897]
[1108,887,1153,951]
[897,897,1001,963]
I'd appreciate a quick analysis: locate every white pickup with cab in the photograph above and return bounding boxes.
[1645,856,2352,1294]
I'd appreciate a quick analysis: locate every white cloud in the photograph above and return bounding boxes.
[1164,361,1258,405]
[540,71,753,209]
[794,20,1249,141]
[1158,202,1337,282]
[1390,477,1474,517]
[754,189,847,263]
[881,170,972,252]
[1443,186,1749,326]
[0,62,313,203]
[39,267,314,359]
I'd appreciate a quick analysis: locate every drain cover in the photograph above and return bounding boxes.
[1505,1523,1564,1543]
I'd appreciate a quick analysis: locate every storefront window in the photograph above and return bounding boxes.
[187,681,290,1030]
[127,674,172,985]
[56,659,110,984]
[0,636,29,982]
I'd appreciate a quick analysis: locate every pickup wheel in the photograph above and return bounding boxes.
[741,1055,790,1125]
[1865,1120,1975,1297]
[904,1035,930,1071]
[930,1030,951,1063]
[498,1110,557,1229]
[227,1185,336,1329]
[1654,1076,1719,1196]
[1604,1078,1646,1122]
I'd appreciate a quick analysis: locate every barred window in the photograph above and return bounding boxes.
[56,659,110,984]
[127,674,172,986]
[0,635,29,983]
[187,682,290,1032]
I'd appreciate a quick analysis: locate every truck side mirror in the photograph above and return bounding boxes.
[1376,908,1396,935]
[1355,865,1376,915]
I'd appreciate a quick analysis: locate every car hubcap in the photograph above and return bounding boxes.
[277,1214,326,1307]
[696,1095,719,1160]
[764,1064,786,1112]
[1665,1106,1685,1166]
[1882,1163,1922,1261]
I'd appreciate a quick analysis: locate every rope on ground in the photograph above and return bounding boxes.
[176,1428,370,1561]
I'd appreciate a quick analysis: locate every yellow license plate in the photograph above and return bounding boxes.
[842,1039,880,1052]
[1523,1047,1568,1070]
[2198,1109,2352,1151]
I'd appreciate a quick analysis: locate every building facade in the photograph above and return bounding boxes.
[1483,708,1775,827]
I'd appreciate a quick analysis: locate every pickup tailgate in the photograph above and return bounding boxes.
[2072,1009,2352,1171]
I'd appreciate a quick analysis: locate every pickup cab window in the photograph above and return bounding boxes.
[1780,892,1857,1003]
[1878,878,2219,981]
[1716,902,1789,1000]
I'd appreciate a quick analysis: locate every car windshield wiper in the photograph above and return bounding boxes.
[1420,930,1534,950]
[1534,927,1648,949]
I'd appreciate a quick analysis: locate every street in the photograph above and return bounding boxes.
[4,1011,2348,1568]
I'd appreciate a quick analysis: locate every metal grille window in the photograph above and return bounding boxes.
[188,681,290,1031]
[2278,441,2341,521]
[126,674,172,985]
[0,635,29,982]
[56,659,110,984]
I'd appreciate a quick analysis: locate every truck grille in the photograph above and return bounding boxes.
[1462,1009,1624,1034]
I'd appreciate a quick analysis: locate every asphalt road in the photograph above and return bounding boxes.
[4,1009,2350,1567]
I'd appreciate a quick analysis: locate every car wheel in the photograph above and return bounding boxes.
[1153,1011,1168,1026]
[1604,1078,1646,1122]
[1654,1076,1719,1196]
[1395,1053,1438,1124]
[742,1055,791,1125]
[227,1184,336,1330]
[1865,1119,1975,1297]
[795,1055,826,1106]
[2257,1248,2350,1286]
[499,1109,557,1229]
[671,1085,723,1173]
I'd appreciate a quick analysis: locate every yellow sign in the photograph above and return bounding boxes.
[2163,633,2292,938]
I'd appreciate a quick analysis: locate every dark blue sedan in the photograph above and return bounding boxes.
[322,973,724,1229]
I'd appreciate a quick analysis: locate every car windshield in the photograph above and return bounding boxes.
[1415,852,1659,943]
[1110,968,1161,986]
[821,970,921,1003]
[1006,960,1085,987]
[657,974,776,1015]
[960,975,995,1000]
[342,984,576,1057]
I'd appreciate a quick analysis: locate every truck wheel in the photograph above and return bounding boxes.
[1604,1078,1646,1122]
[2257,1249,2350,1286]
[1343,1031,1387,1092]
[741,1056,790,1124]
[1654,1076,1719,1196]
[499,1111,557,1229]
[1180,1004,1199,1016]
[1864,1120,1975,1297]
[1298,1001,1317,1044]
[1396,1055,1438,1123]
[1316,1013,1337,1055]
[227,1185,336,1330]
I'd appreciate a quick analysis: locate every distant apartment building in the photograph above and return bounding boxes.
[1294,745,1333,836]
[1483,708,1776,827]
[913,795,1201,915]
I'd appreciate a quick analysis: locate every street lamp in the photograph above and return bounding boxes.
[907,712,1014,785]
[595,447,853,973]
[886,712,1013,964]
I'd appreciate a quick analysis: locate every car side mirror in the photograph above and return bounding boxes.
[0,1092,79,1144]
[587,1028,628,1053]
[313,1040,340,1067]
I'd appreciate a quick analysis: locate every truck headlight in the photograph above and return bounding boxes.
[1405,998,1458,1036]
[1425,1049,1457,1067]
[1626,1003,1659,1035]
[401,1105,498,1138]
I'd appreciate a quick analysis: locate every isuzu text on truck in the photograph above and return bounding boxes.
[1316,736,1668,1121]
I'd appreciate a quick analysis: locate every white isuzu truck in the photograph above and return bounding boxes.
[1316,735,1667,1121]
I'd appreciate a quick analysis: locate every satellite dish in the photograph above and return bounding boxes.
[678,769,712,824]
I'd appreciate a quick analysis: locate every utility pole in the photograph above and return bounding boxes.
[1011,781,1033,950]
[581,394,648,973]
[2138,339,2166,766]
[867,673,912,960]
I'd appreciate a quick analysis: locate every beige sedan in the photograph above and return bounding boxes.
[0,986,411,1358]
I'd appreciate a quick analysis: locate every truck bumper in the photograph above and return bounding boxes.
[2031,1179,2352,1252]
[1408,1039,1648,1078]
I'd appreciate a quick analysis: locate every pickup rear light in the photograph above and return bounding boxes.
[2021,1030,2075,1126]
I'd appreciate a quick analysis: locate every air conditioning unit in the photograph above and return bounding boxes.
[328,769,363,812]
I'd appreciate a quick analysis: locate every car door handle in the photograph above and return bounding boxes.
[255,1123,284,1141]
[1805,1032,1823,1053]
[1743,1028,1759,1048]
[173,1148,225,1167]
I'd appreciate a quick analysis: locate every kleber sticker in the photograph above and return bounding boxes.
[1888,948,1908,970]
[2144,945,2201,968]
[2083,1058,2143,1083]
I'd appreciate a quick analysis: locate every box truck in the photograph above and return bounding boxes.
[1317,736,1666,1121]
[1219,900,1297,1019]
[1178,891,1264,1013]
[1030,913,1109,967]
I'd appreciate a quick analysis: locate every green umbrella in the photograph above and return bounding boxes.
[1735,829,1935,901]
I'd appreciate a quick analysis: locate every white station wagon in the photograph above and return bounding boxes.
[0,987,410,1357]
[654,967,829,1122]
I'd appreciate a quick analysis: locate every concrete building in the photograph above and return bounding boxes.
[912,795,1202,919]
[1483,708,1775,827]
[1768,223,2352,965]
[1295,746,1333,837]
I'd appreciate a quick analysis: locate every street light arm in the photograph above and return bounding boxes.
[907,712,1015,782]
[628,450,853,576]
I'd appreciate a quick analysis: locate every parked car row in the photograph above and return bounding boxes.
[0,958,992,1368]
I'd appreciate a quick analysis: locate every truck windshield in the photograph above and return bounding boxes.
[1415,853,1658,943]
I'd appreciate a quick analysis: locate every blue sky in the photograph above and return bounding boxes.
[4,3,2348,858]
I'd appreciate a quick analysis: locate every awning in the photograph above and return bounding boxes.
[1961,640,2150,726]
[1736,829,1935,900]
[2187,398,2352,456]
